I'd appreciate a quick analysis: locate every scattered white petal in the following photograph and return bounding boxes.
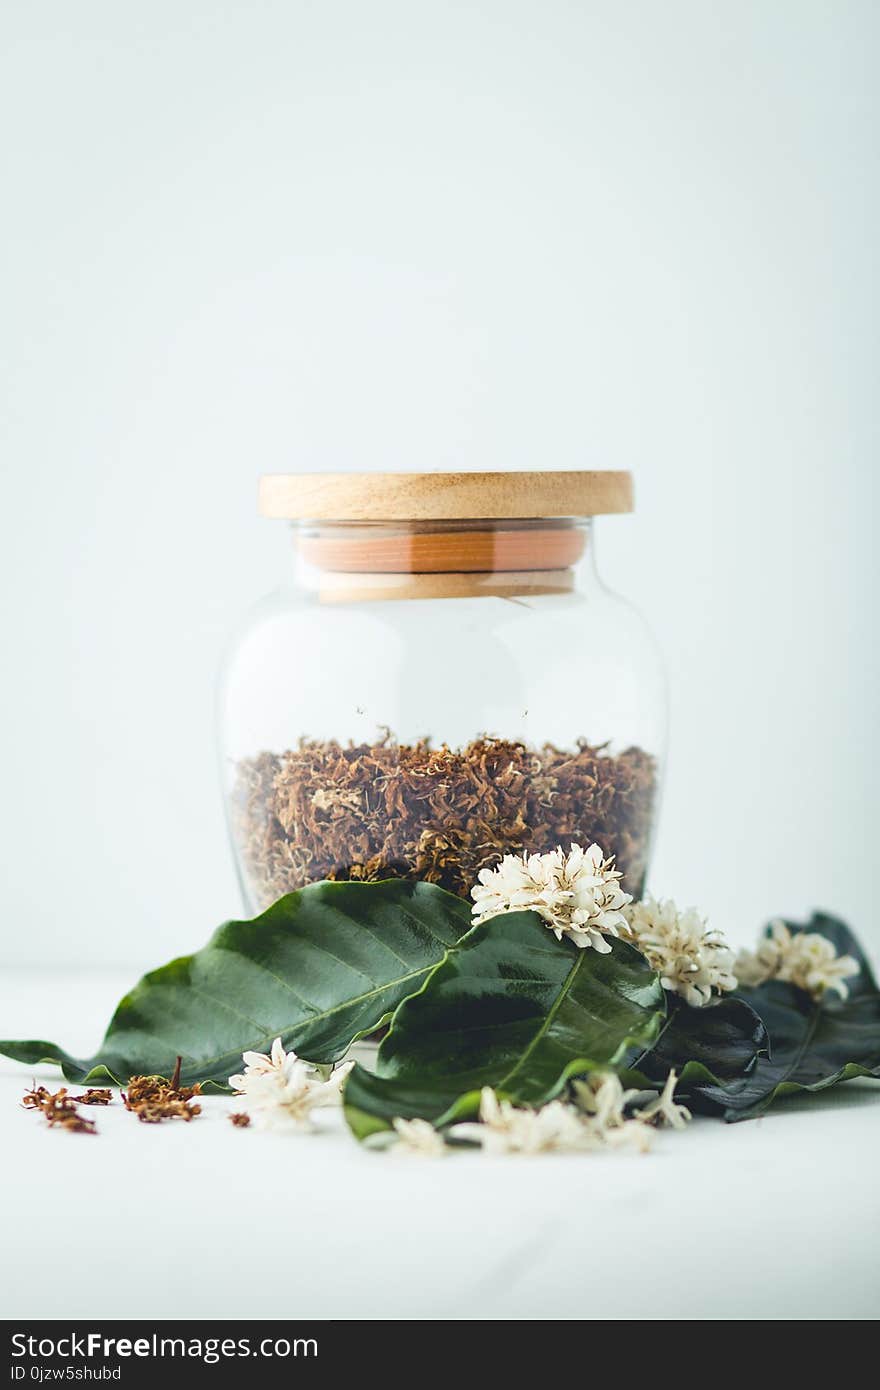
[228,1038,351,1132]
[625,896,737,1006]
[601,1119,655,1152]
[448,1074,682,1157]
[735,920,860,1000]
[633,1069,692,1130]
[450,1087,599,1154]
[390,1117,448,1157]
[571,1071,641,1129]
[471,843,632,950]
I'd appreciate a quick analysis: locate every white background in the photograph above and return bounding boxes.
[1,0,877,973]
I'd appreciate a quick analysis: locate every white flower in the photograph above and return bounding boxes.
[390,1117,448,1157]
[228,1036,287,1084]
[449,1079,664,1156]
[733,928,785,988]
[471,843,632,952]
[571,1071,640,1129]
[625,896,737,1006]
[450,1087,599,1155]
[632,1069,692,1130]
[228,1038,352,1132]
[735,920,859,1000]
[573,1068,690,1142]
[571,1071,655,1151]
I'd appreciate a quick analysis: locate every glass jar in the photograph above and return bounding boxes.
[218,471,666,917]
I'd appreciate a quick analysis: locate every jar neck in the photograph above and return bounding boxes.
[290,517,597,604]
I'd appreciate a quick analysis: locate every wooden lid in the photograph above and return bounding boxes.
[259,470,633,521]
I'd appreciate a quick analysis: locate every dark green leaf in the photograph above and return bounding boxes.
[690,980,880,1121]
[680,913,880,1121]
[344,1066,485,1142]
[624,995,769,1091]
[0,880,473,1087]
[344,911,665,1139]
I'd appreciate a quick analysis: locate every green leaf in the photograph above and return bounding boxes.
[689,914,880,1121]
[344,1068,486,1142]
[0,880,473,1088]
[623,995,769,1093]
[689,982,880,1121]
[344,911,665,1139]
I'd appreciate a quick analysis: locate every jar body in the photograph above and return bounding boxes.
[218,520,666,915]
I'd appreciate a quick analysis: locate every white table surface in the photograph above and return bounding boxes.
[1,969,878,1322]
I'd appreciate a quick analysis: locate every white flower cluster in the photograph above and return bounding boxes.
[572,1068,691,1136]
[400,1069,691,1157]
[735,920,859,1000]
[624,896,737,1007]
[470,845,743,1007]
[471,843,632,952]
[449,1088,604,1155]
[228,1038,352,1131]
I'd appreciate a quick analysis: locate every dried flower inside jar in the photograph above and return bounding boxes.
[232,733,656,911]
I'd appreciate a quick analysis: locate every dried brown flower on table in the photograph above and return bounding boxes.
[22,1084,98,1135]
[229,1111,251,1128]
[71,1088,113,1106]
[21,1085,53,1112]
[232,734,657,911]
[122,1069,202,1125]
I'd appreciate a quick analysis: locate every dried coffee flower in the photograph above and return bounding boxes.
[471,842,633,951]
[229,1111,251,1128]
[123,1069,202,1124]
[21,1085,53,1112]
[233,735,656,909]
[71,1088,113,1106]
[735,920,859,1000]
[390,1117,448,1157]
[22,1085,97,1134]
[624,896,737,1006]
[228,1037,352,1132]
